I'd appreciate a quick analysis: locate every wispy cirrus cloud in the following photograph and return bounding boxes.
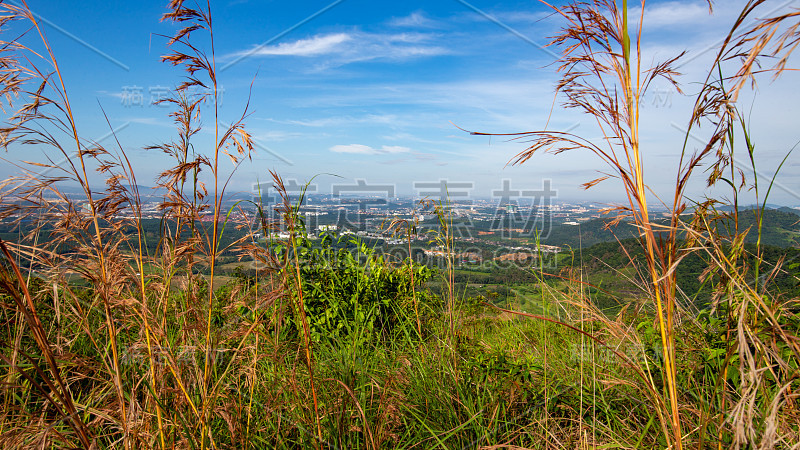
[263,114,398,128]
[329,143,446,166]
[633,1,715,29]
[127,117,169,126]
[252,130,310,141]
[330,144,410,155]
[388,11,440,28]
[229,31,450,67]
[243,33,350,56]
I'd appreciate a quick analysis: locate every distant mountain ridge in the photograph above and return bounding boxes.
[541,208,800,248]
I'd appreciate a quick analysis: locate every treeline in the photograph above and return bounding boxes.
[539,208,800,248]
[575,239,800,307]
[0,218,253,272]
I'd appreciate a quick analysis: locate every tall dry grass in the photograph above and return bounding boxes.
[466,0,800,448]
[0,1,277,448]
[469,1,692,442]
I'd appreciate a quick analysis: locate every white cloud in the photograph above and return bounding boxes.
[263,114,398,128]
[252,130,305,141]
[381,145,411,154]
[388,11,438,28]
[288,78,560,131]
[243,33,350,57]
[128,117,165,126]
[330,144,411,155]
[231,31,450,66]
[331,144,374,154]
[634,1,714,29]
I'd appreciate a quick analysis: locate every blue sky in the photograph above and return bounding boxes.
[4,0,800,205]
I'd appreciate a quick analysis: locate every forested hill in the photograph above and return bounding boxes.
[540,208,800,248]
[571,239,800,307]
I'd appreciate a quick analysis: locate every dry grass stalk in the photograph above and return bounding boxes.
[466,1,690,445]
[0,0,272,447]
[463,0,800,447]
